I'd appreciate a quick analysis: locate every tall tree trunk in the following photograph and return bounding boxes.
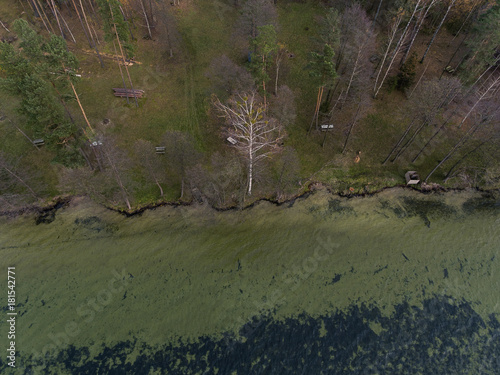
[440,33,468,79]
[458,75,500,128]
[248,150,253,196]
[158,0,174,57]
[72,0,92,47]
[36,0,56,34]
[78,0,104,67]
[382,117,416,164]
[1,112,40,151]
[261,54,267,108]
[322,89,344,148]
[391,120,429,162]
[374,1,421,98]
[421,0,457,63]
[412,120,446,163]
[316,86,324,130]
[30,0,50,34]
[443,139,488,182]
[79,147,93,169]
[373,13,402,97]
[57,8,76,43]
[342,46,363,108]
[308,86,323,135]
[139,0,152,39]
[90,23,100,44]
[401,0,437,66]
[451,0,482,41]
[104,151,132,210]
[119,5,135,41]
[25,0,37,16]
[463,57,500,97]
[113,41,129,104]
[25,0,40,25]
[342,100,362,154]
[2,165,39,199]
[410,82,465,163]
[50,81,76,124]
[274,55,282,96]
[110,4,138,107]
[372,0,383,28]
[156,179,164,197]
[69,79,94,134]
[425,116,483,182]
[409,62,429,97]
[86,0,95,14]
[49,0,65,40]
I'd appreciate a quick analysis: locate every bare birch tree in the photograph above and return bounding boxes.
[400,0,439,66]
[236,0,278,39]
[337,4,375,107]
[271,146,300,201]
[138,0,152,39]
[384,77,462,163]
[206,55,255,97]
[134,139,167,197]
[162,131,200,199]
[214,92,284,196]
[269,85,296,127]
[187,152,245,207]
[373,8,404,97]
[412,74,498,162]
[374,0,422,98]
[425,104,498,182]
[0,18,10,32]
[457,73,500,128]
[0,151,40,201]
[90,135,134,210]
[420,0,457,63]
[154,0,182,58]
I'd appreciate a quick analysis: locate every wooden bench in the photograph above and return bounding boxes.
[112,88,145,98]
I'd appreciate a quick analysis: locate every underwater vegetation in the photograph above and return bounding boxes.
[5,295,499,375]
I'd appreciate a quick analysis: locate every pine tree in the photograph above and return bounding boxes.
[0,19,80,164]
[308,44,337,134]
[249,25,278,107]
[96,0,135,57]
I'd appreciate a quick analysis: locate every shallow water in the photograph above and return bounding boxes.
[0,188,499,374]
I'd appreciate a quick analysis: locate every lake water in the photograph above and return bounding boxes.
[1,188,499,374]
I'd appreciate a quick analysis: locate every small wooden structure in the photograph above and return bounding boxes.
[33,139,45,147]
[321,124,334,131]
[112,88,145,98]
[155,146,166,154]
[405,171,420,185]
[444,66,455,74]
[227,137,237,145]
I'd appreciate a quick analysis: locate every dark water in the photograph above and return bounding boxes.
[0,189,499,374]
[21,296,500,374]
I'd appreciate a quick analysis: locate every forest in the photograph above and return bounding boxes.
[0,0,499,211]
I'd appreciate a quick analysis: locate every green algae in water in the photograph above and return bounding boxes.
[0,189,499,374]
[16,296,500,374]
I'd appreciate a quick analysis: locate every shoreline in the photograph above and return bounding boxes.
[1,182,498,220]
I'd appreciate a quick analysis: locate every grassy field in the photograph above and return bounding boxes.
[0,0,497,209]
